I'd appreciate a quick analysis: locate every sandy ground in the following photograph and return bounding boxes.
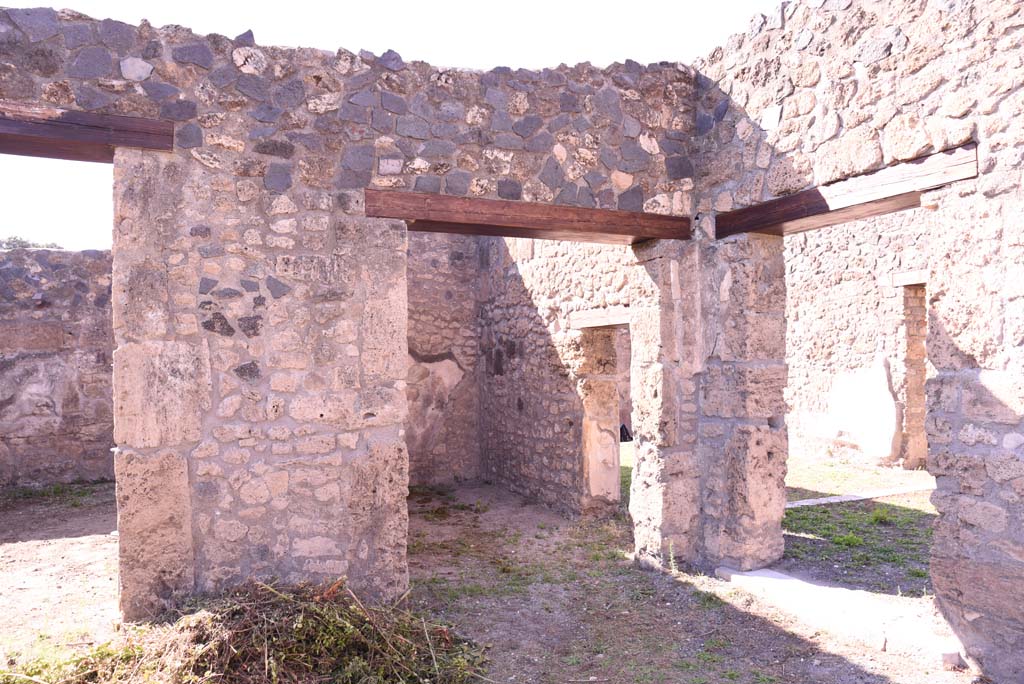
[785,450,935,502]
[0,480,974,683]
[0,483,119,663]
[407,484,974,684]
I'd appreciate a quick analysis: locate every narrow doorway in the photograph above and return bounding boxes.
[900,283,928,469]
[579,323,632,511]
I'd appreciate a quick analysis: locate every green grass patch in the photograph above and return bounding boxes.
[833,533,864,547]
[0,482,106,510]
[782,494,935,595]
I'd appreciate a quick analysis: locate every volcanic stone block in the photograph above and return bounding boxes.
[113,340,211,448]
[116,448,194,620]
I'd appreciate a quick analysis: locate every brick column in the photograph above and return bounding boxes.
[901,284,928,469]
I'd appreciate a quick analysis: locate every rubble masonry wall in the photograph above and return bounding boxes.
[0,248,113,486]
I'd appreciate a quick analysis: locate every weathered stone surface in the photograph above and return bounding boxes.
[68,46,113,79]
[288,392,358,426]
[6,10,1016,676]
[7,8,59,42]
[97,18,135,51]
[113,341,211,449]
[232,360,261,381]
[119,56,153,81]
[264,163,292,192]
[160,98,197,120]
[0,250,114,487]
[171,43,213,69]
[265,275,292,298]
[812,127,883,184]
[115,448,194,620]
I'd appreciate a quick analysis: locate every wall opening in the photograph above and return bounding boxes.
[579,323,632,511]
[776,243,942,644]
[0,152,117,658]
[900,283,928,470]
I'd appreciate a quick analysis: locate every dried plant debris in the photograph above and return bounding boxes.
[1,581,487,684]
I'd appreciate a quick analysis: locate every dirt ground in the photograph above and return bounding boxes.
[785,450,935,502]
[408,484,972,684]
[1,478,973,683]
[0,483,119,664]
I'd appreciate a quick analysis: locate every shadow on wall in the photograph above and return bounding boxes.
[683,3,1023,674]
[690,90,1021,681]
[406,232,486,486]
[925,312,1024,680]
[476,236,605,516]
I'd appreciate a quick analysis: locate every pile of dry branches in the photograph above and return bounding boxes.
[2,581,486,684]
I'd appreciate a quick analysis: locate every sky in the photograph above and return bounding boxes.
[1,0,775,250]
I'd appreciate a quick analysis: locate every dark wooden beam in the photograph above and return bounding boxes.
[715,144,978,239]
[0,101,174,164]
[365,189,690,245]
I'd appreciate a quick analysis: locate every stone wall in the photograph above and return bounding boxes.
[783,219,926,468]
[0,6,700,619]
[0,248,114,486]
[406,231,483,485]
[691,0,1024,677]
[478,238,641,514]
[2,2,1022,677]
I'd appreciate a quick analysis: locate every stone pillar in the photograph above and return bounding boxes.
[901,284,928,469]
[696,234,788,571]
[112,150,202,619]
[112,150,411,620]
[628,234,787,573]
[629,242,703,567]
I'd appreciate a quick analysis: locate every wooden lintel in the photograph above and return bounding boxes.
[568,306,632,329]
[0,100,174,164]
[715,144,978,239]
[365,189,690,245]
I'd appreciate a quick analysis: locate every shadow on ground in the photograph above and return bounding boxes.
[777,491,936,597]
[407,483,971,684]
[0,482,116,543]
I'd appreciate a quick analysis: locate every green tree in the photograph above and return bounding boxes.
[0,235,62,249]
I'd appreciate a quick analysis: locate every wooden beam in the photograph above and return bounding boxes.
[568,306,632,329]
[715,144,978,239]
[0,101,174,164]
[365,189,690,245]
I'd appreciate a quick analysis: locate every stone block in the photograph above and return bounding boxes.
[962,370,1024,425]
[705,425,787,570]
[0,320,65,353]
[115,448,194,620]
[113,341,211,448]
[700,363,787,420]
[813,126,883,185]
[288,391,358,426]
[344,437,409,600]
[632,362,680,447]
[361,282,407,385]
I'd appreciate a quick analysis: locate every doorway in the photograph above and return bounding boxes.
[0,153,117,663]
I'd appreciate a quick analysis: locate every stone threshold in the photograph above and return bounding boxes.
[715,567,967,670]
[786,485,935,509]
